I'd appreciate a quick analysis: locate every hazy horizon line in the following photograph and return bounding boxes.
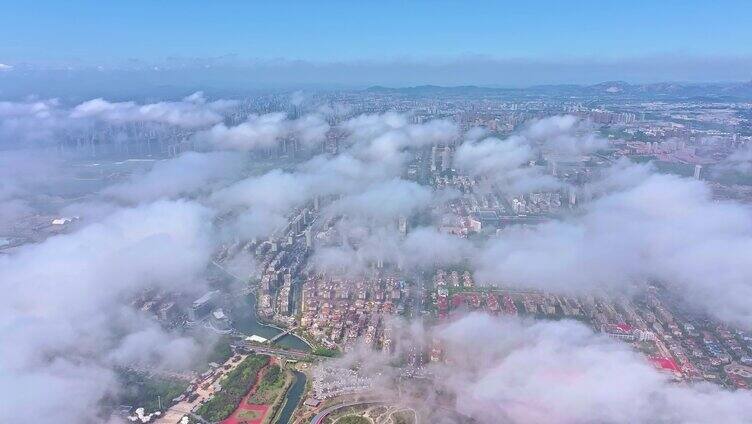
[1,54,751,89]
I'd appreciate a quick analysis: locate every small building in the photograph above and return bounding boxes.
[246,334,268,344]
[304,397,322,408]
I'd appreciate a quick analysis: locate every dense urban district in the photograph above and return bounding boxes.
[5,82,752,424]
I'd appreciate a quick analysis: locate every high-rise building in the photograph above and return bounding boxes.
[441,146,451,172]
[189,290,220,321]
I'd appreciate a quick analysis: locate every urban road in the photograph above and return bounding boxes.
[237,341,327,362]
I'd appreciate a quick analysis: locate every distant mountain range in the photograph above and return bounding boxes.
[366,81,752,100]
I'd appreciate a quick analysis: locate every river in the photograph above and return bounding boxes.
[230,294,311,352]
[276,371,307,424]
[230,295,310,424]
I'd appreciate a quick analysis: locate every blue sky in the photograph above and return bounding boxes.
[0,1,751,86]
[2,0,751,63]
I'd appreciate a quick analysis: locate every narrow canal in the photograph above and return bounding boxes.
[275,371,307,424]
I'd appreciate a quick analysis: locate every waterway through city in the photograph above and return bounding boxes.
[276,371,307,424]
[229,296,310,424]
[230,293,311,352]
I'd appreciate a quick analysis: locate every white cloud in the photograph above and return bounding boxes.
[435,314,752,424]
[475,162,752,326]
[103,151,245,203]
[327,313,752,424]
[0,199,216,422]
[193,112,330,151]
[71,92,237,128]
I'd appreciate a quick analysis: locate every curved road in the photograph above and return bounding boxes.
[308,398,472,424]
[309,400,388,424]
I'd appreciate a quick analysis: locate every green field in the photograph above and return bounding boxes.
[249,364,285,404]
[116,371,187,413]
[196,354,269,422]
[236,410,262,420]
[313,347,341,357]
